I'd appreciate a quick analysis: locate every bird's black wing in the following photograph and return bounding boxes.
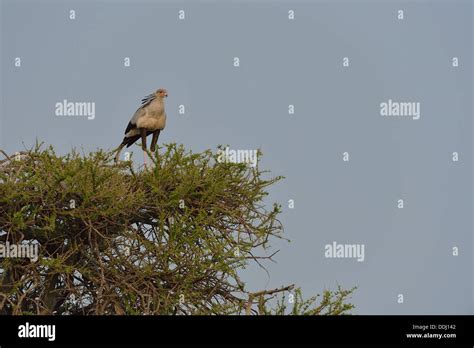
[123,92,155,135]
[125,130,153,148]
[124,121,135,134]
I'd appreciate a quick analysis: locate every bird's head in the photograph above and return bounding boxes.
[155,88,168,99]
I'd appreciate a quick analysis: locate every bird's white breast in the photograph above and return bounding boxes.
[136,99,167,131]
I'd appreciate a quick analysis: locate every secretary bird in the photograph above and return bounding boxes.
[114,88,168,166]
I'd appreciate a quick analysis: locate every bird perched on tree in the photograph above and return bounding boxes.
[115,88,168,166]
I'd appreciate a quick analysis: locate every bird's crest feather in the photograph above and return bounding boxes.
[141,93,156,107]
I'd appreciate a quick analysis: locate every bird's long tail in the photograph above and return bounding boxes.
[114,143,125,163]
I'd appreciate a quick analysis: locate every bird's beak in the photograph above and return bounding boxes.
[165,93,168,97]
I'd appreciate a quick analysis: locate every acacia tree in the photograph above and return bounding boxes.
[0,144,355,315]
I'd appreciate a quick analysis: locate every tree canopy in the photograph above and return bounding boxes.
[0,144,354,315]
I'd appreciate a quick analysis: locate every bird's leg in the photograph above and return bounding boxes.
[150,130,160,153]
[143,151,147,169]
[140,128,148,169]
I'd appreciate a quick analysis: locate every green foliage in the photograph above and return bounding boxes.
[0,144,355,315]
[273,286,356,315]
